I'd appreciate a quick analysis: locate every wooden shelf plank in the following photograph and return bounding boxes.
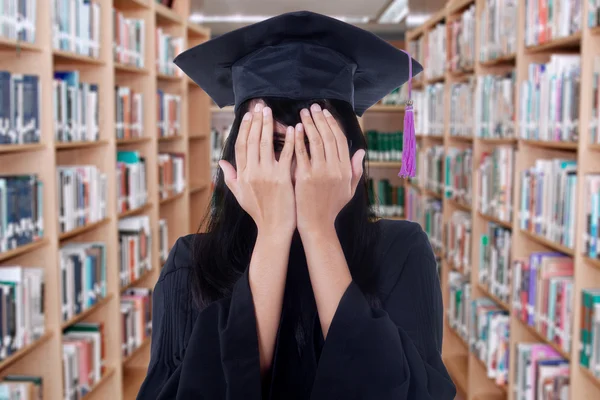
[0,143,45,154]
[449,135,474,143]
[157,72,183,81]
[155,3,183,25]
[525,32,582,53]
[118,202,153,218]
[447,198,472,213]
[81,367,116,400]
[0,37,41,52]
[416,134,444,140]
[519,139,578,151]
[444,355,469,397]
[479,53,517,67]
[479,137,517,145]
[117,137,151,145]
[123,367,147,400]
[113,0,149,10]
[471,353,508,393]
[121,269,154,293]
[59,218,111,242]
[158,135,183,142]
[478,212,512,229]
[211,106,234,113]
[592,26,600,36]
[367,105,406,112]
[160,191,186,205]
[188,23,211,38]
[583,256,600,271]
[448,68,475,80]
[580,366,600,391]
[61,294,114,330]
[426,75,445,84]
[190,183,209,194]
[446,0,475,14]
[115,62,149,74]
[367,161,402,168]
[53,50,105,65]
[122,336,151,365]
[519,229,575,256]
[189,134,208,140]
[516,318,571,360]
[477,283,511,311]
[55,140,108,150]
[589,143,600,152]
[0,238,48,263]
[0,332,53,372]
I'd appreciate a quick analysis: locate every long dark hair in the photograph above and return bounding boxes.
[192,97,381,312]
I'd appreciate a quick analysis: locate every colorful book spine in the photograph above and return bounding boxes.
[424,23,446,79]
[0,375,43,399]
[591,57,600,144]
[369,179,404,218]
[365,131,403,162]
[112,8,145,68]
[479,0,518,62]
[155,28,183,76]
[414,145,444,194]
[156,90,181,138]
[580,288,600,370]
[514,343,569,399]
[525,0,582,47]
[449,80,475,138]
[585,175,600,259]
[479,223,511,303]
[445,147,472,204]
[62,322,105,397]
[448,4,475,72]
[475,72,516,139]
[0,71,41,144]
[589,0,600,27]
[116,151,148,213]
[446,211,472,276]
[414,84,445,136]
[115,85,144,139]
[121,287,153,357]
[478,147,514,223]
[159,218,168,263]
[52,0,101,58]
[158,152,186,198]
[0,0,37,43]
[119,216,151,288]
[448,271,471,343]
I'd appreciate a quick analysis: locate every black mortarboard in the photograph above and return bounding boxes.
[173,10,422,117]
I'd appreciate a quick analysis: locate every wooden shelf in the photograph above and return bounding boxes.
[446,198,471,213]
[477,283,510,311]
[444,355,469,396]
[583,256,600,271]
[446,0,475,15]
[448,68,474,80]
[55,140,109,150]
[61,294,114,330]
[581,366,600,390]
[479,53,517,67]
[120,269,154,294]
[426,75,445,84]
[118,202,153,218]
[519,229,575,256]
[479,137,517,145]
[0,37,41,52]
[211,106,235,113]
[0,332,53,372]
[0,238,48,263]
[117,137,152,145]
[189,133,208,140]
[158,135,183,142]
[478,212,512,229]
[155,3,183,25]
[449,135,473,143]
[0,143,45,154]
[589,143,600,152]
[122,337,151,365]
[517,318,571,360]
[190,183,209,194]
[123,367,147,400]
[81,367,116,400]
[367,161,402,168]
[525,32,582,53]
[188,23,211,38]
[416,134,444,140]
[367,105,405,112]
[592,26,600,36]
[471,354,508,393]
[115,62,149,74]
[59,218,111,242]
[519,139,578,151]
[53,50,105,65]
[157,72,183,81]
[160,191,186,205]
[113,0,149,9]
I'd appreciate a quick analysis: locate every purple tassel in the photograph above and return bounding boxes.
[399,102,416,178]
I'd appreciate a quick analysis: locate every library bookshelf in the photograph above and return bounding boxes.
[404,0,600,399]
[0,0,212,399]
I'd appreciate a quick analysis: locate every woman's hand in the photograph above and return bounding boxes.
[294,104,366,237]
[219,103,297,237]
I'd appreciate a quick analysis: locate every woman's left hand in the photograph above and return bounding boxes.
[294,103,366,237]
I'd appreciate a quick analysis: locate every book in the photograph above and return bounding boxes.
[590,0,600,27]
[413,144,444,194]
[0,174,43,253]
[365,131,402,162]
[158,152,185,199]
[62,322,105,398]
[52,0,101,58]
[525,0,582,47]
[479,0,518,62]
[115,85,143,139]
[519,158,578,249]
[448,271,471,343]
[478,147,514,223]
[155,28,183,76]
[448,4,475,73]
[475,72,516,139]
[59,242,107,322]
[413,84,444,136]
[112,8,145,68]
[424,23,446,80]
[585,175,600,259]
[156,90,181,138]
[514,343,569,399]
[580,288,600,371]
[444,147,472,204]
[409,35,425,85]
[0,71,41,144]
[445,211,471,276]
[449,79,475,138]
[368,179,404,217]
[0,0,37,43]
[56,165,107,233]
[53,71,99,143]
[404,186,442,252]
[380,87,407,106]
[159,218,168,264]
[479,223,511,303]
[0,375,43,400]
[591,57,600,144]
[118,216,151,289]
[116,151,148,213]
[121,287,152,357]
[519,55,581,143]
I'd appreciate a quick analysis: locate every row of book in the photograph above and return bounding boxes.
[514,343,569,398]
[0,71,41,144]
[52,0,101,58]
[367,179,404,218]
[445,211,471,276]
[413,84,444,136]
[525,0,582,47]
[158,152,186,199]
[121,287,152,358]
[445,147,472,205]
[405,186,443,253]
[408,35,425,84]
[449,80,474,138]
[159,218,169,264]
[210,124,230,165]
[54,71,99,143]
[117,151,148,214]
[116,85,144,140]
[156,28,183,77]
[113,9,145,68]
[519,158,578,250]
[0,376,42,399]
[157,90,182,138]
[519,55,580,143]
[413,145,444,194]
[479,223,512,305]
[585,174,600,260]
[581,288,600,378]
[119,216,151,289]
[447,272,470,343]
[475,73,516,139]
[424,23,446,80]
[365,131,402,162]
[591,2,600,27]
[62,322,105,399]
[447,4,475,73]
[0,174,44,253]
[479,147,514,224]
[379,87,406,106]
[479,0,517,63]
[591,57,600,144]
[0,0,37,44]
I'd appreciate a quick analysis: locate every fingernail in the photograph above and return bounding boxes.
[311,103,321,112]
[287,126,294,135]
[243,112,251,121]
[296,123,303,132]
[323,109,332,117]
[262,107,271,117]
[254,103,263,112]
[301,108,310,117]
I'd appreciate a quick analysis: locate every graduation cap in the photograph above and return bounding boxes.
[174,10,421,177]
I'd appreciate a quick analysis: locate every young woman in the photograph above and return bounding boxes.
[137,11,456,400]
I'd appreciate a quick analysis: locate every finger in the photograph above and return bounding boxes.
[247,103,264,167]
[278,126,295,168]
[323,108,350,164]
[219,160,238,197]
[234,111,252,172]
[294,123,310,170]
[300,108,324,165]
[310,104,339,162]
[350,149,365,197]
[260,106,274,165]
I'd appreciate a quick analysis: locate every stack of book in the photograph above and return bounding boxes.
[121,287,152,357]
[0,0,37,43]
[159,218,169,264]
[365,131,403,162]
[59,242,107,323]
[115,86,144,140]
[525,0,582,46]
[367,179,404,218]
[62,322,105,398]
[479,0,517,62]
[0,174,43,252]
[445,211,471,275]
[478,147,514,223]
[448,4,475,73]
[0,71,41,144]
[414,84,445,136]
[157,90,181,138]
[118,216,151,288]
[155,28,183,77]
[116,151,148,213]
[519,158,577,249]
[0,376,43,398]
[519,56,580,143]
[414,145,444,194]
[581,288,600,378]
[584,175,600,259]
[158,152,185,199]
[590,2,600,27]
[479,222,512,304]
[425,23,446,80]
[470,297,510,386]
[445,147,472,205]
[57,165,107,233]
[449,80,475,138]
[512,253,574,354]
[590,57,600,144]
[52,0,101,58]
[514,343,570,398]
[448,271,470,343]
[113,9,145,68]
[54,71,99,143]
[475,73,516,139]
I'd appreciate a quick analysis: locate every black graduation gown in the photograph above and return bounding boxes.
[136,219,456,399]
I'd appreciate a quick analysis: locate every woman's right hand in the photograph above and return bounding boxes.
[219,103,297,237]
